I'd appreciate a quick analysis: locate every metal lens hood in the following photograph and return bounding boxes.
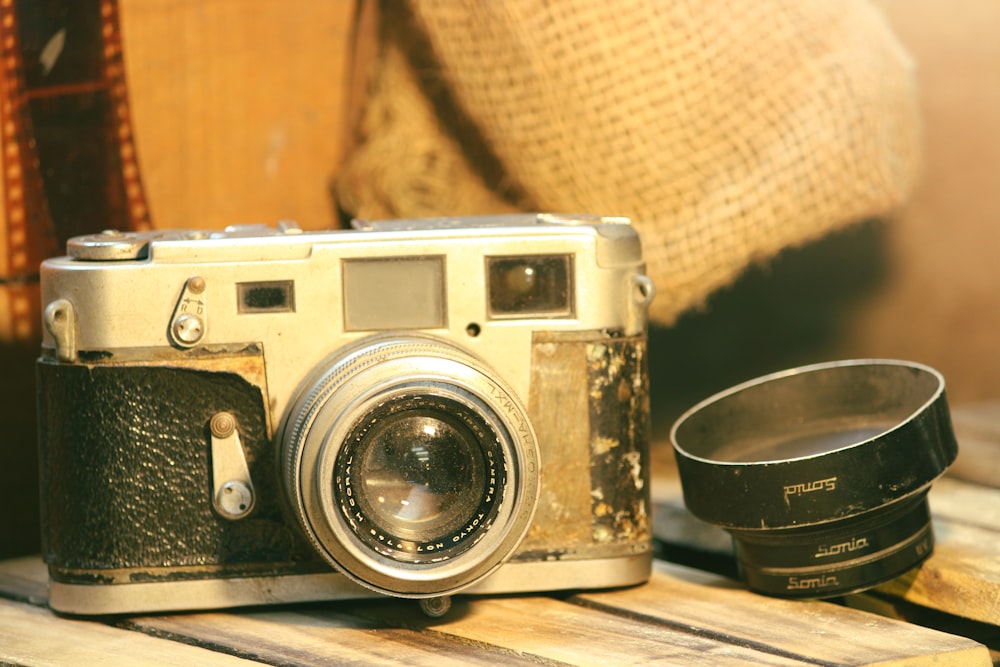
[670,359,957,598]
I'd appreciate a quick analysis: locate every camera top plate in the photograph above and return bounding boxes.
[351,213,631,232]
[67,215,631,262]
[67,222,304,261]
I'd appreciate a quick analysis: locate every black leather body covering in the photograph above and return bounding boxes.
[37,355,323,584]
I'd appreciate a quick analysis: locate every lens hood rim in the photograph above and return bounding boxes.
[670,359,958,530]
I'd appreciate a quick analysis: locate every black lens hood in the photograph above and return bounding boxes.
[670,359,957,598]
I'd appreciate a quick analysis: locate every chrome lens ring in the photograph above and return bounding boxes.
[282,334,539,597]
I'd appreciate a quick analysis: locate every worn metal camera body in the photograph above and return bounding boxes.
[37,213,655,615]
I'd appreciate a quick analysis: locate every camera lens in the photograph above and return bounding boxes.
[281,334,539,598]
[337,396,503,563]
[670,359,957,598]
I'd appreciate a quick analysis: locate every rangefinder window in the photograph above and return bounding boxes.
[487,255,573,318]
[342,256,446,331]
[238,281,295,313]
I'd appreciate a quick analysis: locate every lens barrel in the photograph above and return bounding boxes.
[281,334,539,598]
[670,359,957,598]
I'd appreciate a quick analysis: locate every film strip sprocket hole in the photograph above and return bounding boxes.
[1,0,149,340]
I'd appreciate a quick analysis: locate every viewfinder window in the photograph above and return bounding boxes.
[238,281,295,313]
[343,257,446,331]
[487,255,573,318]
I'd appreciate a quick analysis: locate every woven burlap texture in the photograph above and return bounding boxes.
[336,0,921,325]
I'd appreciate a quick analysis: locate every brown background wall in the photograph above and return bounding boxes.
[849,0,1000,403]
[3,0,999,558]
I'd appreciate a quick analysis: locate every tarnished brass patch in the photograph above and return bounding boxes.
[516,331,650,561]
[587,337,650,546]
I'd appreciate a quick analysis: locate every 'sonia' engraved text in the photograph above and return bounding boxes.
[783,476,837,502]
[814,536,869,559]
[787,574,840,591]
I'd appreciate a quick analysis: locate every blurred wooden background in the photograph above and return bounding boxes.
[649,0,1000,433]
[2,0,999,558]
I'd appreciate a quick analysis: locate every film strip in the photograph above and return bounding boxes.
[1,0,51,341]
[1,0,150,341]
[99,0,150,230]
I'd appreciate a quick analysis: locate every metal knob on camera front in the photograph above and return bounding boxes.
[209,411,255,520]
[670,359,958,599]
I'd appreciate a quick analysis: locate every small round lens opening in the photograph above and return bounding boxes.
[358,411,485,538]
[335,395,505,564]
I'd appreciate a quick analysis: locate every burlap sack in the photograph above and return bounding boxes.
[336,0,921,325]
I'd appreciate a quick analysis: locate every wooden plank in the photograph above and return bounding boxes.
[4,557,517,666]
[876,486,1000,626]
[928,475,1000,528]
[0,557,818,666]
[0,555,49,605]
[0,555,990,666]
[575,562,990,667]
[0,557,802,666]
[842,591,1000,666]
[652,473,1000,631]
[867,402,1000,625]
[0,597,261,667]
[122,606,539,667]
[358,594,810,666]
[948,402,1000,488]
[651,492,735,576]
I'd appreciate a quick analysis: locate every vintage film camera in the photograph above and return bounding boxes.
[36,213,656,615]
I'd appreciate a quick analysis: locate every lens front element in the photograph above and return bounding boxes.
[337,396,503,564]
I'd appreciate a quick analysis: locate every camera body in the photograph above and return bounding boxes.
[37,213,655,615]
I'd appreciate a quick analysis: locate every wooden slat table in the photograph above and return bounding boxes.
[0,555,989,666]
[5,403,1000,665]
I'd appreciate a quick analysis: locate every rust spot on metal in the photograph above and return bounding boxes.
[516,331,650,561]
